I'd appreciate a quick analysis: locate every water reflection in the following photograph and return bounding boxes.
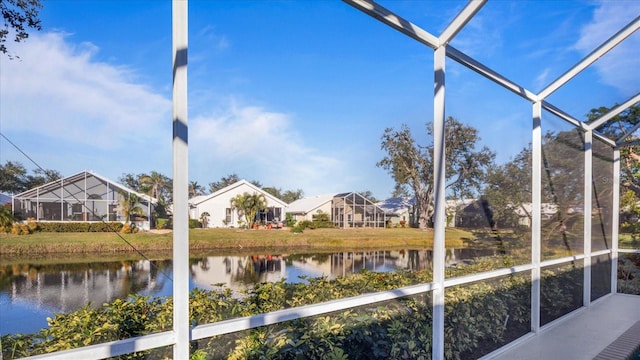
[1,248,497,335]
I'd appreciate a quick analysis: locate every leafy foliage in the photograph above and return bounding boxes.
[378,118,495,228]
[231,192,267,229]
[0,0,42,58]
[10,221,123,233]
[0,161,60,194]
[0,257,594,360]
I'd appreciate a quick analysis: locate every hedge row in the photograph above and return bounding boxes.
[1,257,588,360]
[35,222,124,233]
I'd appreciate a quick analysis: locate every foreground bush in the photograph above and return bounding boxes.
[1,258,584,360]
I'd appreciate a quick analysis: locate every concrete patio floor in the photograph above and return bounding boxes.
[485,293,640,360]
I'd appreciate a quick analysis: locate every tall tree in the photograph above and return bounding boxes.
[358,190,378,203]
[378,117,495,229]
[208,173,240,193]
[119,173,143,192]
[483,147,532,229]
[1,0,42,58]
[139,171,172,204]
[230,192,267,229]
[0,160,27,194]
[588,104,640,198]
[189,181,204,198]
[281,189,304,204]
[0,161,60,194]
[119,192,143,225]
[24,168,61,189]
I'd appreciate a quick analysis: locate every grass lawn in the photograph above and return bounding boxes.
[0,227,474,256]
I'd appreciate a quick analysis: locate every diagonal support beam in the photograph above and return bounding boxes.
[542,101,616,146]
[588,93,640,132]
[447,45,539,102]
[439,0,486,45]
[538,16,640,100]
[343,0,439,49]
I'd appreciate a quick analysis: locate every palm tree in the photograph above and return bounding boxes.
[230,192,267,229]
[139,171,171,203]
[189,181,204,198]
[119,192,143,225]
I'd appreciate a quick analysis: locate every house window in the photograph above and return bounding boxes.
[225,208,232,225]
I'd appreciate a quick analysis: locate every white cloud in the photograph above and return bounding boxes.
[534,67,551,91]
[189,99,348,195]
[575,1,640,96]
[0,32,171,149]
[0,31,378,196]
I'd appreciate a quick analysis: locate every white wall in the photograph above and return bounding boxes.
[191,183,287,228]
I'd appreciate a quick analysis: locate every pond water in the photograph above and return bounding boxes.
[0,248,498,335]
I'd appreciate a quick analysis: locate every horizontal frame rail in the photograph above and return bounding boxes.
[192,282,438,340]
[22,331,176,360]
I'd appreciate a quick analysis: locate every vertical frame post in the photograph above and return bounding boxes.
[432,45,446,360]
[583,130,592,306]
[531,101,542,332]
[172,0,189,358]
[611,148,620,293]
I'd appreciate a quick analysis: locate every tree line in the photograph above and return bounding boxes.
[378,104,640,231]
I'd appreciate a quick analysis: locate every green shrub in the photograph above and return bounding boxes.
[156,218,170,230]
[0,257,583,360]
[189,219,200,229]
[36,222,123,233]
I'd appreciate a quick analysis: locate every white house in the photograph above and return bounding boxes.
[188,180,288,228]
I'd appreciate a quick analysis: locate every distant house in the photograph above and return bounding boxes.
[188,180,288,228]
[286,194,334,223]
[377,197,415,227]
[287,192,386,228]
[11,170,157,230]
[449,199,559,229]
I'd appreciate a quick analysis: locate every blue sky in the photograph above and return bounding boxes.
[1,0,638,199]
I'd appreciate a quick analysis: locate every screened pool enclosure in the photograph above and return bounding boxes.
[12,171,156,230]
[9,1,639,359]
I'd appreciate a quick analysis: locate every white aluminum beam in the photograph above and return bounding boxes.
[542,101,616,147]
[538,16,640,100]
[618,249,640,254]
[446,45,539,103]
[438,0,486,45]
[192,282,438,340]
[443,263,533,288]
[589,94,640,132]
[172,1,190,359]
[432,45,447,360]
[541,101,587,129]
[343,0,439,49]
[617,120,640,144]
[583,130,593,307]
[618,139,640,147]
[22,332,176,360]
[611,149,620,294]
[540,254,586,269]
[532,101,542,333]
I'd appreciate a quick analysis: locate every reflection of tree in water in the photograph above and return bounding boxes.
[229,255,283,285]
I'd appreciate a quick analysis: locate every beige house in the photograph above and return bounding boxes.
[188,180,288,228]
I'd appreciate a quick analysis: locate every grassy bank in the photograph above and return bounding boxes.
[0,227,473,256]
